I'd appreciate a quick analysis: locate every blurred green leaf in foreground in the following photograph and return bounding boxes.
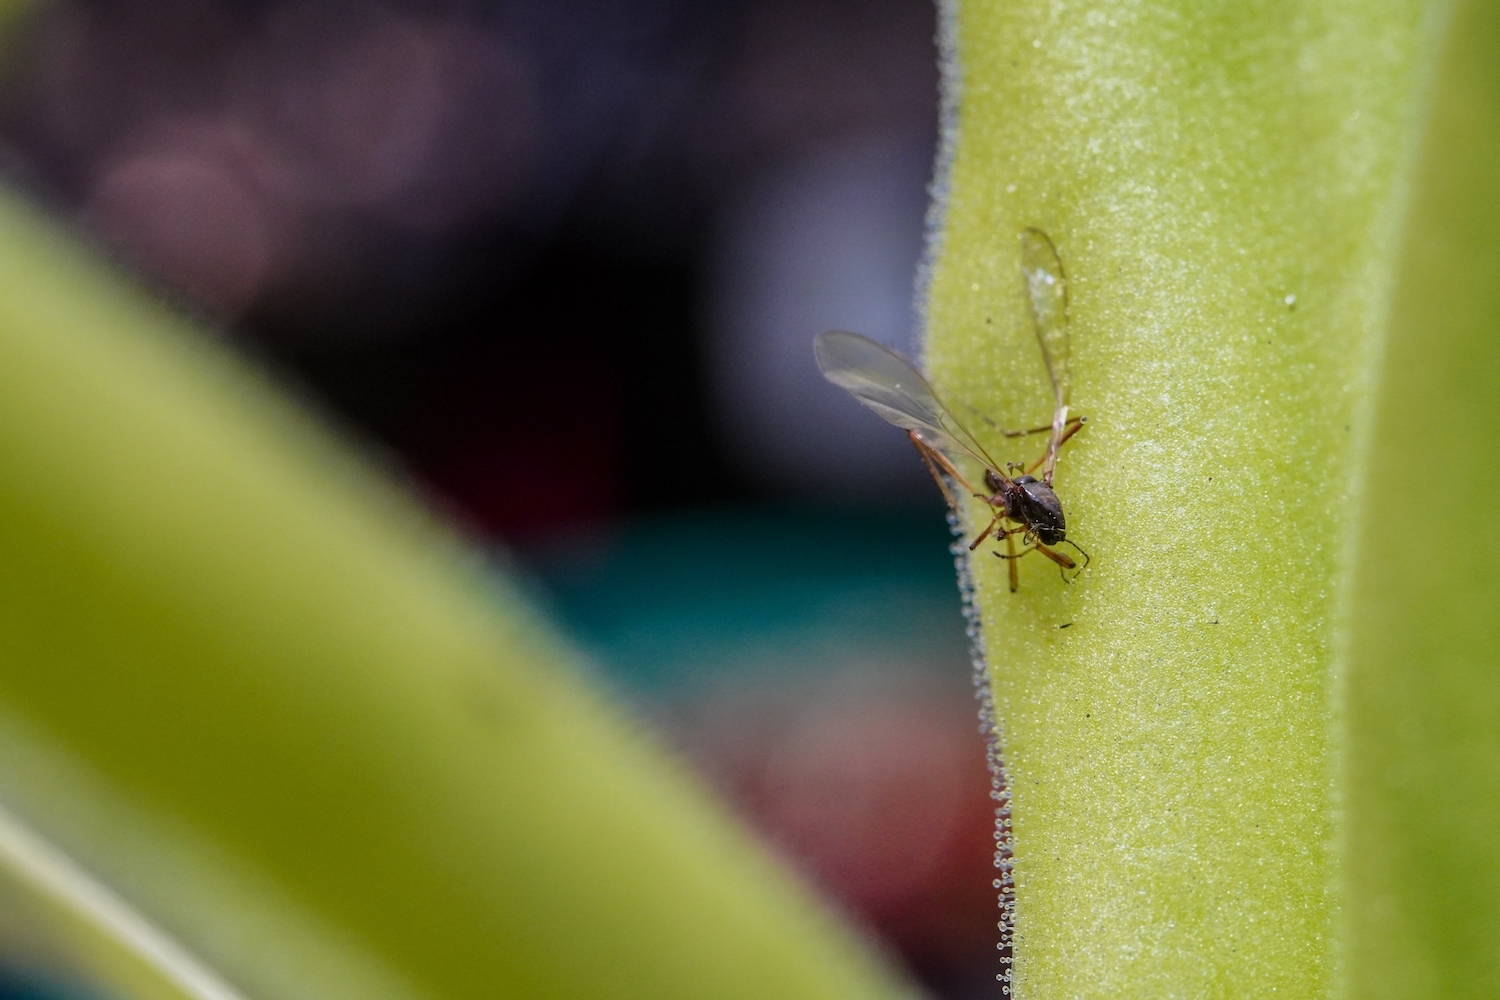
[0,178,915,998]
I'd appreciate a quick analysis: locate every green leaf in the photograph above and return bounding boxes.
[1344,2,1500,996]
[0,190,913,997]
[922,0,1500,995]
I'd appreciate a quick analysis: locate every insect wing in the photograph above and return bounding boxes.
[1019,227,1070,409]
[814,330,996,468]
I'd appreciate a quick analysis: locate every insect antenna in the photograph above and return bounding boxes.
[1058,539,1091,581]
[1061,538,1090,568]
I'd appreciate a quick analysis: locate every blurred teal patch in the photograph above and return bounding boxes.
[527,506,969,695]
[0,976,95,1000]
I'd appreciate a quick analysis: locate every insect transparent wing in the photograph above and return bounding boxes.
[814,330,997,468]
[1019,227,1070,409]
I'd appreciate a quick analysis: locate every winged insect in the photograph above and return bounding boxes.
[813,229,1088,590]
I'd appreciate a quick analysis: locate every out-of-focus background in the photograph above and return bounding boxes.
[0,1,1003,996]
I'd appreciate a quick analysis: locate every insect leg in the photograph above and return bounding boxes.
[1025,415,1088,482]
[969,407,1052,438]
[969,511,1006,552]
[910,433,1005,554]
[1005,527,1020,592]
[911,434,963,512]
[991,531,1042,592]
[991,537,1087,588]
[909,431,983,496]
[1056,414,1088,448]
[1033,543,1078,570]
[1000,422,1056,438]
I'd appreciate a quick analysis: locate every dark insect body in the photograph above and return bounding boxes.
[813,228,1089,591]
[989,471,1065,546]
